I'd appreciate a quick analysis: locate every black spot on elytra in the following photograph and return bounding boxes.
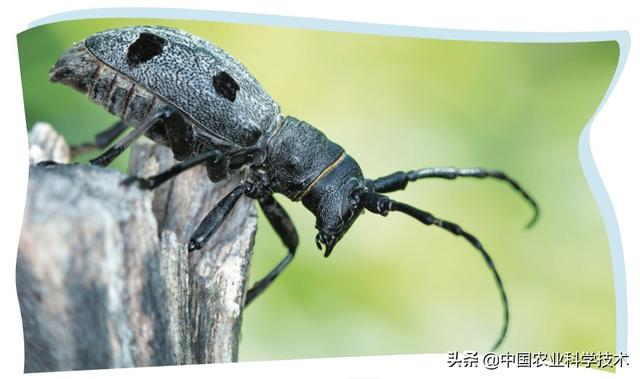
[212,71,240,102]
[127,32,166,67]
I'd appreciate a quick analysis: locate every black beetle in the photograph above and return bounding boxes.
[50,25,539,349]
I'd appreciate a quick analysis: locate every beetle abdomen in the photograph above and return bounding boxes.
[89,63,156,125]
[51,42,157,126]
[49,42,100,95]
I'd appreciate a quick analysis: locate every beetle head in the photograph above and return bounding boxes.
[302,155,366,257]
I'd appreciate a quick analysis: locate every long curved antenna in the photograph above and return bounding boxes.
[359,191,509,351]
[369,167,539,228]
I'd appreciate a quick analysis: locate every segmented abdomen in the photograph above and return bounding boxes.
[89,62,162,127]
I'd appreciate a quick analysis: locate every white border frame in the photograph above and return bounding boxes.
[1,1,637,378]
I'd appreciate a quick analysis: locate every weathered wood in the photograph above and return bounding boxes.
[17,123,257,372]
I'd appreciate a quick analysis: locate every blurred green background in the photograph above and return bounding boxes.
[17,19,618,361]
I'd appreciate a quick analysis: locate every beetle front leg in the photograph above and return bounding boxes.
[188,185,246,251]
[369,167,539,227]
[245,194,299,306]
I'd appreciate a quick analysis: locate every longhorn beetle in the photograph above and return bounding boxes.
[50,25,539,350]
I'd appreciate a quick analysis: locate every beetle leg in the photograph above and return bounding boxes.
[161,108,193,161]
[369,167,539,228]
[206,154,230,182]
[188,185,246,252]
[35,160,63,167]
[89,108,174,167]
[245,194,299,306]
[70,121,128,157]
[122,149,223,190]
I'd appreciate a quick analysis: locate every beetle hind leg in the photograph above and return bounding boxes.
[88,106,198,167]
[70,120,128,157]
[89,108,174,166]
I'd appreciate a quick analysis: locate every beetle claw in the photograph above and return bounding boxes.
[188,240,200,252]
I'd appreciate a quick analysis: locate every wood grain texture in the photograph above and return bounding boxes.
[17,123,257,372]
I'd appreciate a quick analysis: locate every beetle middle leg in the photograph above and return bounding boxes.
[122,148,224,190]
[245,194,299,306]
[369,167,539,227]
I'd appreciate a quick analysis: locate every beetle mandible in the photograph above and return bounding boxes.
[50,25,539,350]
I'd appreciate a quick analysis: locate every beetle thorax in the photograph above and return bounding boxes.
[260,116,345,200]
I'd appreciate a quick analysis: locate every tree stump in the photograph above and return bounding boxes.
[17,123,258,372]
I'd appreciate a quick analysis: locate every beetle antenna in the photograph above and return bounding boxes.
[369,167,539,229]
[359,191,509,351]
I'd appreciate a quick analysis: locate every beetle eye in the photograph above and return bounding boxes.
[212,71,240,102]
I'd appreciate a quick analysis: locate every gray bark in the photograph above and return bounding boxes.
[17,123,257,372]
